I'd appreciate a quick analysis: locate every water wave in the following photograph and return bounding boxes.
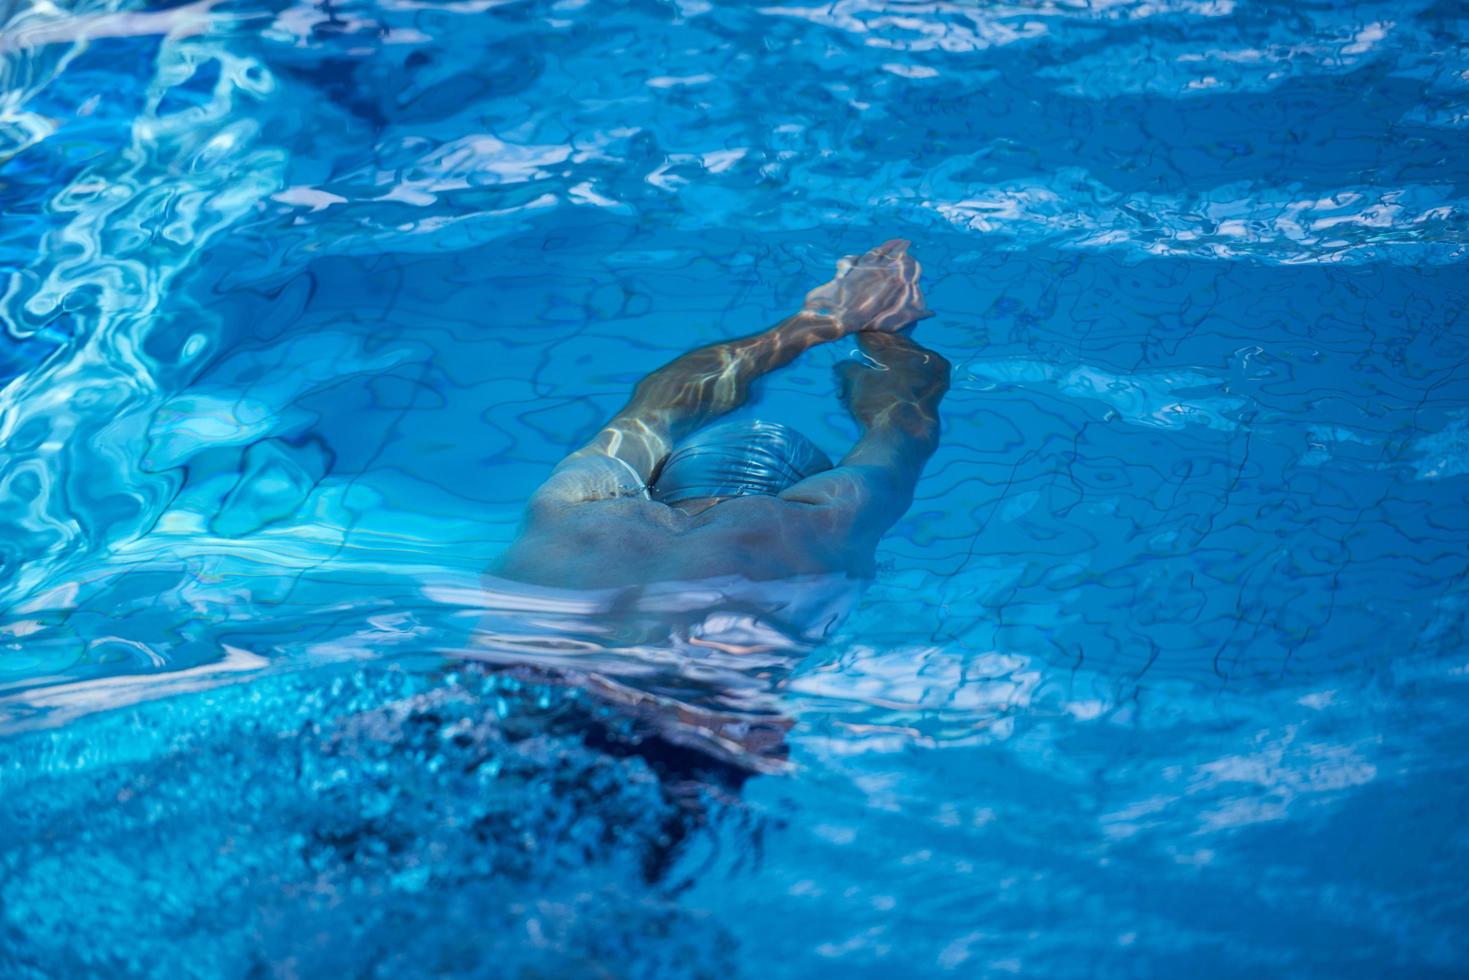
[0,16,285,605]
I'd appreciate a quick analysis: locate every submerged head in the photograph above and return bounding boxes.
[650,419,833,506]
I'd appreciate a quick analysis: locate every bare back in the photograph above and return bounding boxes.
[490,495,877,590]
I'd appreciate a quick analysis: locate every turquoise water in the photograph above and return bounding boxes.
[2,0,1468,975]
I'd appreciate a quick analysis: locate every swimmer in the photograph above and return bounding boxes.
[490,239,950,591]
[476,240,948,779]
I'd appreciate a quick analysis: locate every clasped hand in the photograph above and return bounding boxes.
[802,238,934,335]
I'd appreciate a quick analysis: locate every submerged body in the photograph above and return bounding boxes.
[478,241,951,771]
[490,240,950,597]
[494,481,882,588]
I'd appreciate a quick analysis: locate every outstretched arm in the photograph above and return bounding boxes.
[779,330,950,535]
[578,310,844,480]
[531,240,930,507]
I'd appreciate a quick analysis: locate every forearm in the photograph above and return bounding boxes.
[579,310,844,479]
[840,332,950,470]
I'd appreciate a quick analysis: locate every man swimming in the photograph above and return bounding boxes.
[490,240,950,592]
[471,240,948,779]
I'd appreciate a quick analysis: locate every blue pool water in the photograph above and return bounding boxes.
[3,0,1468,975]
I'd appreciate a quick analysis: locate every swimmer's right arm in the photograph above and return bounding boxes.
[529,241,931,505]
[779,331,950,533]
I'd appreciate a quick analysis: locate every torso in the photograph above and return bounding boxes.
[490,496,870,591]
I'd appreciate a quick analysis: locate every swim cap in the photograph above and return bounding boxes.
[651,419,833,505]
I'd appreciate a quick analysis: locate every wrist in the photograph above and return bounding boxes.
[786,308,847,344]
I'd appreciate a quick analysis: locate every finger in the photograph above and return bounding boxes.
[876,238,910,257]
[859,239,908,265]
[909,284,934,319]
[907,273,935,319]
[898,252,919,283]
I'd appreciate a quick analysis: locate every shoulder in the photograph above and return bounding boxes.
[498,498,678,579]
[527,454,649,515]
[779,465,905,530]
[693,496,876,577]
[699,494,853,540]
[526,495,674,534]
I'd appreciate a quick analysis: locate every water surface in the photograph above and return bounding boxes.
[2,0,1467,975]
